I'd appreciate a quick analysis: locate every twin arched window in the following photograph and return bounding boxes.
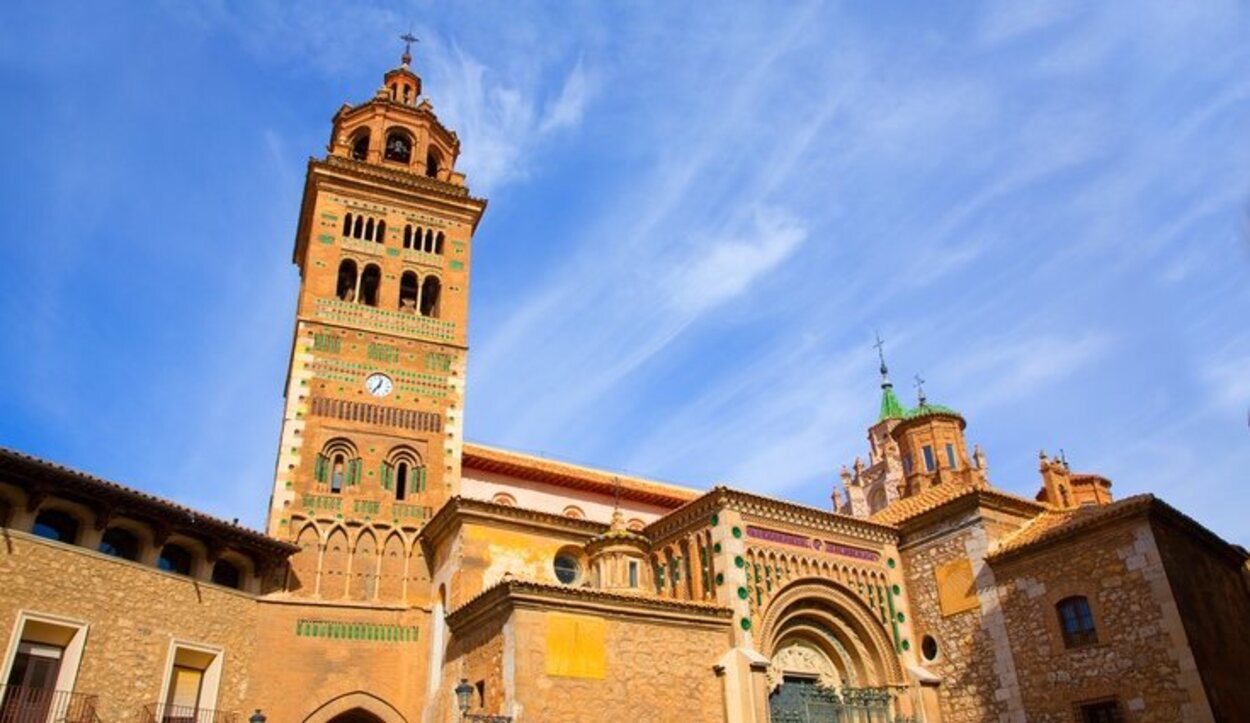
[336,259,439,316]
[1056,595,1098,648]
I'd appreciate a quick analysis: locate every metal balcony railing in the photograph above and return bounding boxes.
[140,703,240,723]
[0,684,100,723]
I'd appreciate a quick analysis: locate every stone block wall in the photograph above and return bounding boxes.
[0,532,259,721]
[509,608,727,723]
[1153,518,1250,721]
[992,520,1206,722]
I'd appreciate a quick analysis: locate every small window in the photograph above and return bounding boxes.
[384,131,412,163]
[342,213,353,237]
[99,527,140,560]
[353,215,364,239]
[945,443,958,470]
[921,634,939,661]
[364,217,374,242]
[211,560,242,589]
[375,220,386,244]
[435,231,445,255]
[31,510,79,544]
[628,560,639,587]
[922,445,936,472]
[424,229,434,253]
[331,454,346,493]
[350,133,369,161]
[403,225,413,249]
[419,276,441,317]
[158,544,193,576]
[336,259,358,302]
[553,554,580,585]
[359,264,381,307]
[1057,596,1098,648]
[395,462,409,502]
[1078,700,1122,723]
[425,150,441,178]
[399,271,419,312]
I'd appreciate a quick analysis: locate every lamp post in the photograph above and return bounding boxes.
[454,678,473,716]
[249,711,267,723]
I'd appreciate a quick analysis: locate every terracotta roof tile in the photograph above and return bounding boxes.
[869,480,1046,527]
[989,495,1156,560]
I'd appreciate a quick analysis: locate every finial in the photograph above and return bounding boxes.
[1059,448,1069,468]
[873,331,891,386]
[913,373,927,406]
[399,31,419,66]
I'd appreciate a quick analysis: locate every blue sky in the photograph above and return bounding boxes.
[1,2,1247,546]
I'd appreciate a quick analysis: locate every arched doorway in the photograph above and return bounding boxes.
[302,692,406,723]
[760,579,904,722]
[328,712,384,723]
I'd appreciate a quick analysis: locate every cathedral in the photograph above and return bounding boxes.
[1,46,1247,723]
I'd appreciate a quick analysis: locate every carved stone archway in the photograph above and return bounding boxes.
[302,692,407,723]
[759,578,905,687]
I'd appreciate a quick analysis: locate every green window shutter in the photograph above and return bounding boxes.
[381,463,392,491]
[314,454,327,483]
[348,459,360,486]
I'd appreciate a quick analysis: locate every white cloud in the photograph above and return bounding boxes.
[939,330,1114,411]
[978,0,1076,46]
[665,208,807,313]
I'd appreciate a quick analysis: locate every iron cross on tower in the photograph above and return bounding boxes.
[913,374,927,406]
[400,32,419,65]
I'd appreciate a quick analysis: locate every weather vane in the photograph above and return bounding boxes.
[399,31,419,65]
[913,373,927,405]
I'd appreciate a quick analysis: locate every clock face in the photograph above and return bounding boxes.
[365,373,393,398]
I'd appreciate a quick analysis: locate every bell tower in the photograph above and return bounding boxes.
[266,43,487,598]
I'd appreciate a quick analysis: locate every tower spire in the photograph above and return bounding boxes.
[874,332,905,421]
[913,373,927,407]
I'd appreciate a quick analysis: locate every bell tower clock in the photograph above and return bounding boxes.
[266,45,487,600]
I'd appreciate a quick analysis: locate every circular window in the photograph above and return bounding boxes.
[553,554,580,585]
[921,635,939,661]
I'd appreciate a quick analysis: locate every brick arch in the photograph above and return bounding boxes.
[302,691,407,723]
[760,577,904,687]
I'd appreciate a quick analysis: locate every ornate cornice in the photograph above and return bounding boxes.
[417,496,607,558]
[314,155,486,206]
[446,578,733,634]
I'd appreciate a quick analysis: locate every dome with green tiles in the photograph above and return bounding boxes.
[902,402,964,422]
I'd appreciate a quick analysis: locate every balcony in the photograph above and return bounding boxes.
[0,684,100,723]
[141,703,239,723]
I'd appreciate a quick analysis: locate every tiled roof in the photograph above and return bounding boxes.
[462,442,702,508]
[869,480,1045,526]
[0,446,297,560]
[879,384,906,421]
[989,494,1157,560]
[901,402,963,421]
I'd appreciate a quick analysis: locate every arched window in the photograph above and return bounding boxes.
[384,448,424,502]
[353,215,364,239]
[99,527,140,560]
[1056,596,1098,648]
[331,454,346,493]
[336,259,358,302]
[402,84,412,104]
[359,264,381,307]
[403,225,413,249]
[399,271,419,312]
[350,132,369,161]
[342,213,353,237]
[419,276,441,317]
[867,486,888,514]
[425,149,441,178]
[376,220,386,244]
[211,559,242,589]
[317,439,360,494]
[435,232,445,255]
[424,229,435,254]
[389,83,397,100]
[365,217,374,242]
[158,543,193,576]
[31,510,79,544]
[384,131,412,163]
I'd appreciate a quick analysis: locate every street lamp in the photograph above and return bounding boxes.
[455,678,473,715]
[249,711,267,723]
